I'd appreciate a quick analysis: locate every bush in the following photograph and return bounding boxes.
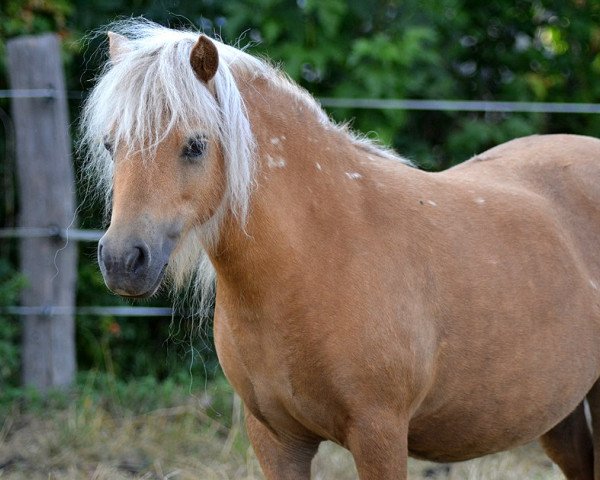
[0,258,25,389]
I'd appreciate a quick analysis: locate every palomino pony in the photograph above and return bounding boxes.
[82,20,600,480]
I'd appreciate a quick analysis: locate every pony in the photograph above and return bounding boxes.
[82,20,600,480]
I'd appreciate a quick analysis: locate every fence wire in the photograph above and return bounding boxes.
[0,226,104,242]
[318,98,600,114]
[4,89,600,113]
[1,306,174,317]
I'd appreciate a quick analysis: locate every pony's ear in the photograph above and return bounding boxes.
[190,35,219,83]
[108,31,132,62]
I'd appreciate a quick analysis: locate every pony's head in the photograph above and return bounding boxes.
[80,21,259,299]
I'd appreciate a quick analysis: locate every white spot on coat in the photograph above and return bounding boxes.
[475,197,486,205]
[427,200,437,207]
[345,172,362,180]
[270,136,286,148]
[315,162,322,171]
[591,280,598,290]
[266,154,286,169]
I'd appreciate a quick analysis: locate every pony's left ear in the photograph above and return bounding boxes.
[108,31,132,62]
[190,35,219,83]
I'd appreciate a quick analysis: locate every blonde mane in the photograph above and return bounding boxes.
[80,19,410,314]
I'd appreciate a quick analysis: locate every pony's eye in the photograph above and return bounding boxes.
[103,136,113,155]
[182,136,207,160]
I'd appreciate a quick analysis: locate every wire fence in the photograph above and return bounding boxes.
[318,98,600,114]
[5,88,600,113]
[3,88,600,318]
[2,306,174,316]
[0,89,84,100]
[0,226,104,241]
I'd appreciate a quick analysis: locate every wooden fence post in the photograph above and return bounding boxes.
[7,34,77,391]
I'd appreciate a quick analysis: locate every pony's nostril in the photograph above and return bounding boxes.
[125,245,147,272]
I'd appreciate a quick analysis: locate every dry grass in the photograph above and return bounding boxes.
[0,389,564,480]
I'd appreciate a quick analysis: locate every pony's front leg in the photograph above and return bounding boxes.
[245,408,319,480]
[346,417,409,480]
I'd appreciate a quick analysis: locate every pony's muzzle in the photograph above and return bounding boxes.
[98,234,170,298]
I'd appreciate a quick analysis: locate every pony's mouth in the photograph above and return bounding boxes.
[115,263,168,299]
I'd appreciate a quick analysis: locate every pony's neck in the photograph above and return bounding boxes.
[207,72,417,305]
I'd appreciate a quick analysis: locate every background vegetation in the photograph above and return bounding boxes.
[1,1,600,477]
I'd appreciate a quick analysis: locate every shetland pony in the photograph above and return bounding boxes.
[82,20,600,479]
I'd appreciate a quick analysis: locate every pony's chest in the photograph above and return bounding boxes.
[214,314,339,439]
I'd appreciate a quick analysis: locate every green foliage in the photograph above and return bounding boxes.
[0,0,72,37]
[0,0,76,87]
[0,259,25,389]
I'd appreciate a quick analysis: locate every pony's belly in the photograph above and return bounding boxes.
[406,384,589,462]
[406,412,550,463]
[407,423,537,463]
[405,290,600,462]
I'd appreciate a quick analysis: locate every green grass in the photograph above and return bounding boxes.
[0,372,565,479]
